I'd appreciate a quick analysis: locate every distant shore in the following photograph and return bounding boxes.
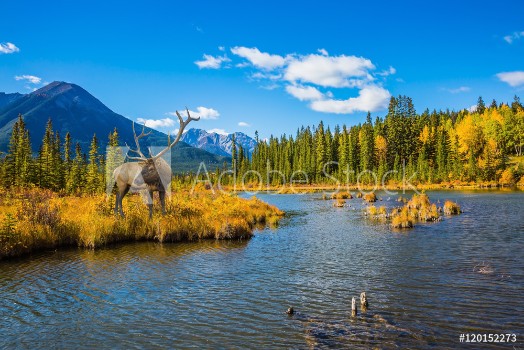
[221,181,523,194]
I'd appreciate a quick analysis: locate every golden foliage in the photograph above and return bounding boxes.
[443,200,461,215]
[331,191,352,199]
[499,168,515,185]
[0,188,284,259]
[375,135,387,160]
[363,192,377,202]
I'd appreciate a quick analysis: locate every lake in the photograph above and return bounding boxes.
[0,190,523,348]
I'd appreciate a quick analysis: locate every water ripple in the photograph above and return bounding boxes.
[0,191,523,348]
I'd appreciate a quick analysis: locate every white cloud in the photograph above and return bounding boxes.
[231,46,286,70]
[445,86,471,93]
[377,66,396,76]
[260,83,279,90]
[136,117,175,129]
[285,84,324,101]
[0,42,19,54]
[468,105,478,113]
[503,31,524,44]
[284,54,375,88]
[15,75,41,84]
[496,71,524,87]
[207,128,228,135]
[169,106,220,120]
[250,71,282,81]
[192,106,220,120]
[195,54,230,69]
[309,85,391,114]
[238,122,250,127]
[202,46,394,115]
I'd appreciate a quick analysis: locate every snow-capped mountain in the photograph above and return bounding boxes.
[181,128,257,157]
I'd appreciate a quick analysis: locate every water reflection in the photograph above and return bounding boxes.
[0,191,523,349]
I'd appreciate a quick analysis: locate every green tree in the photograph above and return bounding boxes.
[86,134,102,194]
[477,96,486,115]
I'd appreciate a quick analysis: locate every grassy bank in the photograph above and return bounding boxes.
[0,186,284,260]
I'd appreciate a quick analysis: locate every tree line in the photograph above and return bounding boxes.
[243,95,524,185]
[1,95,523,192]
[0,115,120,193]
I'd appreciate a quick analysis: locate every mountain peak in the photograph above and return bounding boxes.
[30,81,81,98]
[181,128,256,157]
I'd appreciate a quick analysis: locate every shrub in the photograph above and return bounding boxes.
[499,168,515,185]
[331,191,352,199]
[363,192,377,202]
[333,199,345,207]
[367,205,378,216]
[391,207,413,228]
[443,200,461,215]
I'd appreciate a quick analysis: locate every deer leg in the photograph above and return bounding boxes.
[159,191,166,215]
[147,190,154,219]
[119,186,130,217]
[114,192,120,216]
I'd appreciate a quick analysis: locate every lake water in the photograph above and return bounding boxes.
[1,191,523,349]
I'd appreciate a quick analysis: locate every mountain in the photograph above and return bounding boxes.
[0,92,23,110]
[181,128,257,157]
[0,81,230,173]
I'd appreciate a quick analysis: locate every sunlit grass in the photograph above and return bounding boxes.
[443,200,461,215]
[364,193,460,229]
[331,191,352,199]
[0,187,284,259]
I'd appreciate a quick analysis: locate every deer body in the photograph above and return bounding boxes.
[113,109,199,218]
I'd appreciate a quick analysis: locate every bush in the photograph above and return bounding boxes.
[499,168,515,185]
[331,191,352,199]
[391,207,413,228]
[363,192,377,202]
[333,199,345,207]
[443,200,461,215]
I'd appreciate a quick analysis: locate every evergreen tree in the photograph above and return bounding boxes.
[86,134,101,194]
[4,114,32,187]
[67,142,86,194]
[477,96,486,114]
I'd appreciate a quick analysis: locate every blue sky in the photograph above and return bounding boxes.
[1,0,523,139]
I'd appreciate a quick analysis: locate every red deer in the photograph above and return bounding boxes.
[113,108,199,218]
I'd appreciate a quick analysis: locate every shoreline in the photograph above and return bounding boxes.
[222,182,523,193]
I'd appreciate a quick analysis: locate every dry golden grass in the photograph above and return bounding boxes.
[391,207,413,228]
[443,200,461,215]
[331,191,353,200]
[333,199,345,207]
[363,192,377,202]
[0,187,284,259]
[366,205,378,216]
[365,193,455,229]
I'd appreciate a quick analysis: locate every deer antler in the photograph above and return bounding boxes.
[125,122,152,161]
[153,107,200,159]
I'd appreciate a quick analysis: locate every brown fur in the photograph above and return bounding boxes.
[113,158,171,218]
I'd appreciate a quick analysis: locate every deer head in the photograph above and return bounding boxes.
[125,107,200,162]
